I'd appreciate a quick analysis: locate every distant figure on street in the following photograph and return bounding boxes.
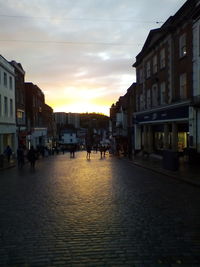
[4,145,12,163]
[27,146,37,168]
[99,145,104,159]
[17,146,25,169]
[70,144,76,158]
[86,145,91,160]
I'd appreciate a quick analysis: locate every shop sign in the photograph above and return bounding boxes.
[136,105,189,123]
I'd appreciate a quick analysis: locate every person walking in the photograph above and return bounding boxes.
[17,146,25,169]
[86,145,91,160]
[4,145,12,163]
[27,146,37,168]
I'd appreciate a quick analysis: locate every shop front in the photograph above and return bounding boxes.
[133,103,190,155]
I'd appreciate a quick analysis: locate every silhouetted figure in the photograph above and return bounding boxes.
[86,145,91,160]
[27,146,37,168]
[17,146,24,169]
[70,144,76,158]
[99,145,104,159]
[61,146,65,154]
[4,145,12,163]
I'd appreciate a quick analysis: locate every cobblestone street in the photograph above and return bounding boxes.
[0,151,200,266]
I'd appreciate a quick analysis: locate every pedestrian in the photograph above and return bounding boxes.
[27,146,37,168]
[99,145,104,159]
[17,146,24,169]
[4,145,12,163]
[86,145,91,160]
[70,144,76,158]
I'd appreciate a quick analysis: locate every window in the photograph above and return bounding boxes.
[146,61,151,78]
[139,69,143,83]
[160,48,165,69]
[4,72,7,87]
[147,89,151,109]
[180,73,187,99]
[179,33,187,58]
[199,25,200,55]
[0,95,1,116]
[153,55,158,74]
[10,99,13,117]
[140,94,144,111]
[4,96,8,116]
[160,82,166,105]
[9,76,13,90]
[152,85,158,107]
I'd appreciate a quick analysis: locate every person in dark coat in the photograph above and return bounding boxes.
[86,145,91,160]
[17,146,25,169]
[27,146,37,168]
[4,145,12,163]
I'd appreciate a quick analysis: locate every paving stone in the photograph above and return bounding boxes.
[0,152,200,265]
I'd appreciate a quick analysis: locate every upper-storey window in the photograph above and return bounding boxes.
[10,99,13,117]
[4,72,7,87]
[152,84,158,107]
[160,82,166,105]
[179,33,187,58]
[160,48,165,69]
[4,96,8,116]
[9,76,13,90]
[147,89,151,109]
[146,61,151,78]
[199,25,200,55]
[153,55,158,74]
[139,69,143,83]
[180,73,187,99]
[0,95,1,117]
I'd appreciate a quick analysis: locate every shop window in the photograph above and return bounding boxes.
[179,33,187,58]
[154,132,164,150]
[178,132,188,152]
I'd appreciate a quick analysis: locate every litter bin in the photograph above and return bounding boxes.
[0,154,4,168]
[163,150,179,171]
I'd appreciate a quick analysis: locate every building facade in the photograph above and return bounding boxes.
[0,55,17,154]
[25,82,47,148]
[191,1,200,154]
[132,0,196,155]
[10,61,27,147]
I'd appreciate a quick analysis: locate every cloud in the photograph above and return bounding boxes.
[0,0,186,115]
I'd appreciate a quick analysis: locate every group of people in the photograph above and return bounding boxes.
[3,142,114,169]
[86,144,110,160]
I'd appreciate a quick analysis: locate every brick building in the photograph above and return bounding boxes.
[25,82,47,148]
[132,0,196,155]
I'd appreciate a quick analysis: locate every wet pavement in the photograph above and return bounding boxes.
[0,151,200,266]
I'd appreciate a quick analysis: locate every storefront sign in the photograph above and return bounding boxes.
[135,105,189,123]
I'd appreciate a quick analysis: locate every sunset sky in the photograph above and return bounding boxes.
[0,0,186,115]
